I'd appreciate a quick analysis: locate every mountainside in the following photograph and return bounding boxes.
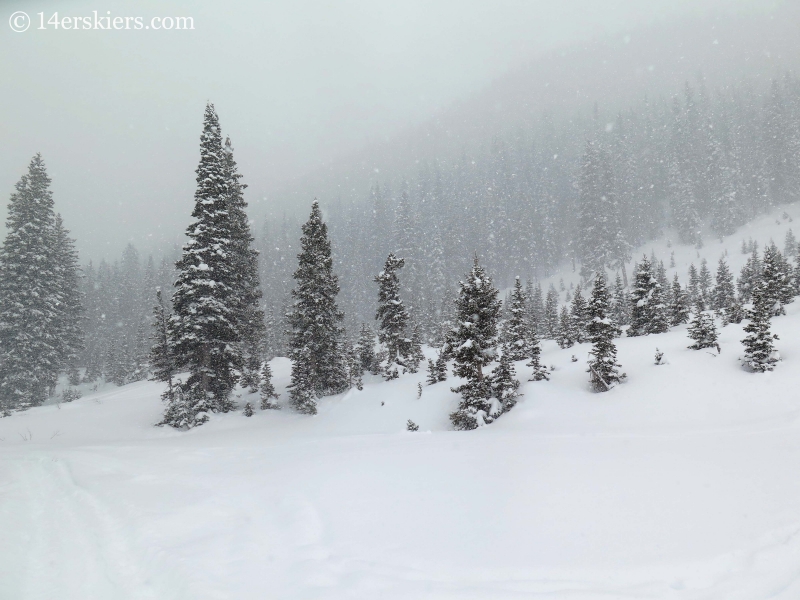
[2,204,800,599]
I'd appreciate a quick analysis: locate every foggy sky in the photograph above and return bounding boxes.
[0,0,773,262]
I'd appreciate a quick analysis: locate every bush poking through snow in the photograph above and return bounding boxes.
[61,388,82,403]
[243,402,254,417]
[654,348,667,365]
[406,419,419,432]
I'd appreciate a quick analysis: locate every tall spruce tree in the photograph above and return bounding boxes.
[374,253,411,378]
[0,154,63,411]
[569,285,588,343]
[629,256,669,336]
[741,279,779,372]
[222,136,266,392]
[52,213,84,386]
[502,277,530,361]
[449,256,503,430]
[286,201,348,414]
[712,257,736,319]
[670,274,690,326]
[166,104,242,427]
[586,273,624,392]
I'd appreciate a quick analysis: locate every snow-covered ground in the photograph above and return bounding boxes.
[3,205,800,599]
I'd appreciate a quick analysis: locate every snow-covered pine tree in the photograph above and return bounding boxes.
[449,256,502,430]
[356,322,376,374]
[687,263,700,309]
[687,310,720,352]
[586,272,624,392]
[737,248,762,304]
[556,305,574,349]
[526,281,545,336]
[149,289,177,401]
[259,361,280,410]
[544,285,559,339]
[406,325,425,374]
[426,359,439,385]
[570,285,588,343]
[526,323,549,382]
[286,201,348,414]
[0,154,63,412]
[656,260,672,310]
[502,277,530,361]
[698,259,712,310]
[741,279,780,372]
[52,213,84,387]
[712,257,736,320]
[784,228,797,256]
[222,136,266,392]
[243,402,254,417]
[167,104,242,427]
[487,351,520,415]
[374,252,411,378]
[629,255,669,336]
[669,273,690,326]
[762,242,792,316]
[346,341,364,390]
[611,273,630,326]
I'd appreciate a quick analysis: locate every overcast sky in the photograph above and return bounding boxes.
[0,0,772,262]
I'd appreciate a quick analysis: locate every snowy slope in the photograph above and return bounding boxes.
[3,206,800,599]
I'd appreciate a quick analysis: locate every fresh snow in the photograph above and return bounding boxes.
[2,204,800,599]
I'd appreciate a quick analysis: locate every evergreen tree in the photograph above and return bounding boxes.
[166,104,242,427]
[611,273,630,326]
[526,325,549,382]
[222,137,265,394]
[712,257,736,319]
[356,323,376,374]
[243,402,254,417]
[687,263,701,309]
[286,201,348,414]
[526,281,545,336]
[586,273,624,392]
[629,256,669,336]
[487,351,521,414]
[52,214,84,385]
[556,305,575,349]
[259,361,280,409]
[0,154,63,411]
[741,279,780,372]
[569,285,588,343]
[762,243,792,316]
[426,351,448,384]
[543,285,559,339]
[784,228,797,256]
[407,325,425,374]
[374,252,411,378]
[149,289,177,401]
[737,248,762,304]
[669,274,690,326]
[687,310,720,351]
[698,259,712,310]
[502,277,530,361]
[449,257,502,430]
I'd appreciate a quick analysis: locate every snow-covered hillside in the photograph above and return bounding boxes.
[3,205,800,599]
